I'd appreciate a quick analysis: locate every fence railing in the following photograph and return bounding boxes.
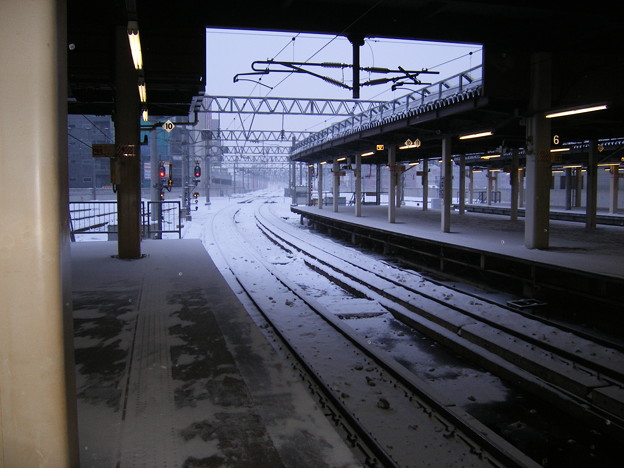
[69,201,181,240]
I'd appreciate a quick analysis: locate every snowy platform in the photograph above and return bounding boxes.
[71,239,360,468]
[292,204,624,279]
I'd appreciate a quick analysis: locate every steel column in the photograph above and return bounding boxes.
[441,137,452,233]
[114,25,142,258]
[524,52,552,249]
[388,146,397,223]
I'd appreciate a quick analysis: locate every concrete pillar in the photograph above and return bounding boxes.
[469,169,474,205]
[396,166,403,208]
[609,166,619,214]
[355,155,362,217]
[333,159,340,212]
[307,164,313,206]
[510,150,519,221]
[441,137,452,233]
[458,155,466,214]
[586,142,598,229]
[519,168,525,207]
[486,170,493,205]
[388,146,397,223]
[0,0,80,466]
[114,25,142,258]
[524,52,552,249]
[290,161,296,205]
[375,164,381,205]
[575,168,583,208]
[565,167,573,210]
[422,158,429,211]
[318,162,324,209]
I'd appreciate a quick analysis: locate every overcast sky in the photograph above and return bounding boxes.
[205,28,482,135]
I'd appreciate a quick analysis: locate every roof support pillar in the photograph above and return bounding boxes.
[333,159,340,212]
[114,24,142,258]
[524,52,551,249]
[388,146,397,223]
[441,137,452,233]
[458,154,466,214]
[0,0,80,465]
[609,166,619,214]
[510,149,519,221]
[355,155,362,217]
[586,141,598,228]
[422,158,429,211]
[317,162,324,209]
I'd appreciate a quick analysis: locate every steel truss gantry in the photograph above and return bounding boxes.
[199,95,388,116]
[199,129,314,142]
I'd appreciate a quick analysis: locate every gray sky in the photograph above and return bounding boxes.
[205,28,482,135]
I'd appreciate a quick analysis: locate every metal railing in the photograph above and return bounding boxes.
[291,65,483,156]
[145,201,182,239]
[69,201,181,240]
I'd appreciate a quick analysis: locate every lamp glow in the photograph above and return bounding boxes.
[127,21,143,70]
[545,105,607,119]
[138,82,147,103]
[142,108,149,122]
[480,154,500,160]
[459,131,493,140]
[361,152,374,157]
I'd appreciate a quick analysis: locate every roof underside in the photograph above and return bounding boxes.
[67,0,624,155]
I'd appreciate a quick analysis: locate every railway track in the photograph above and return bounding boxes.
[205,198,539,468]
[255,202,624,445]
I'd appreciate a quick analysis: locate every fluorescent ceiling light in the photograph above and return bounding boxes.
[361,152,374,157]
[408,162,419,166]
[459,131,493,140]
[141,108,149,122]
[127,21,143,70]
[550,148,570,153]
[562,165,582,168]
[138,82,147,103]
[337,157,346,162]
[320,161,327,165]
[545,104,607,119]
[480,154,500,160]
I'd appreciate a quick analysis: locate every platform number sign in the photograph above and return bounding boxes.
[553,135,560,145]
[162,120,175,133]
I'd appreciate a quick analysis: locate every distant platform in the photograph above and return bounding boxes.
[291,204,624,313]
[71,239,360,468]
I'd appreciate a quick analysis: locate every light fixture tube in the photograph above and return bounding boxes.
[361,152,374,157]
[459,131,493,140]
[480,154,500,160]
[545,104,607,119]
[127,21,143,70]
[138,82,147,103]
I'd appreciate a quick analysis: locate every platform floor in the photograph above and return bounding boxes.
[71,239,360,468]
[292,203,624,279]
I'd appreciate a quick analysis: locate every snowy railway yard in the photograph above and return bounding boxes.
[71,191,624,467]
[188,192,622,467]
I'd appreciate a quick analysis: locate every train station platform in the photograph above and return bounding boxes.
[291,203,624,314]
[70,239,360,468]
